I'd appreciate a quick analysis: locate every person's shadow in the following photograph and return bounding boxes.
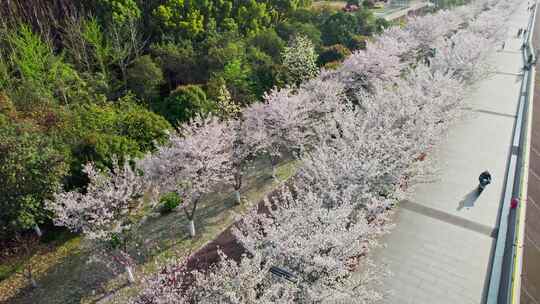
[457,187,482,210]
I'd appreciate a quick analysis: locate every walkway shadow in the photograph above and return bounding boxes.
[457,188,482,211]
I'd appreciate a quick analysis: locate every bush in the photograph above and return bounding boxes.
[321,9,381,48]
[159,192,182,214]
[350,34,369,50]
[117,101,171,152]
[324,61,343,70]
[248,29,285,60]
[363,0,376,9]
[154,85,216,125]
[374,18,391,33]
[318,44,352,65]
[65,98,170,188]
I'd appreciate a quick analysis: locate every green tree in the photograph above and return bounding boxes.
[248,29,285,60]
[150,41,199,88]
[4,25,87,106]
[97,0,142,25]
[126,55,164,101]
[205,38,247,75]
[154,85,216,125]
[82,18,111,77]
[212,81,241,119]
[246,46,278,96]
[267,0,313,22]
[153,0,205,38]
[276,21,322,49]
[0,113,68,237]
[321,12,359,47]
[65,97,170,186]
[217,59,256,104]
[236,0,271,35]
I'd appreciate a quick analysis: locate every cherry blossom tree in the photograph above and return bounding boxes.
[431,30,494,82]
[47,160,146,283]
[130,0,517,301]
[244,88,305,179]
[405,10,462,50]
[338,35,404,92]
[468,8,507,41]
[229,116,267,204]
[134,187,386,304]
[139,116,234,237]
[132,251,299,304]
[243,78,347,180]
[234,186,387,298]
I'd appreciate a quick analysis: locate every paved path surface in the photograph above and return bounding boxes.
[372,3,532,304]
[377,2,431,21]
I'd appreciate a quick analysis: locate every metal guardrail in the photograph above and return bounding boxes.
[486,4,537,304]
[507,4,537,303]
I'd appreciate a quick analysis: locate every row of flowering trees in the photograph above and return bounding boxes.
[46,0,515,301]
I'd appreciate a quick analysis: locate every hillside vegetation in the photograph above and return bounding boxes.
[0,0,389,240]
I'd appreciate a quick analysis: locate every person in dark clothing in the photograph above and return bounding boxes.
[478,171,492,191]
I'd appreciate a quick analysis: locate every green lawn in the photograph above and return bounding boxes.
[0,157,298,304]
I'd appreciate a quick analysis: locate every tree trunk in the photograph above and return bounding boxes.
[187,220,196,237]
[125,265,135,284]
[270,153,279,181]
[183,198,199,238]
[25,267,37,288]
[33,225,42,238]
[234,190,241,204]
[30,277,37,288]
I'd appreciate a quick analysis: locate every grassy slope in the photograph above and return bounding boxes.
[0,158,298,304]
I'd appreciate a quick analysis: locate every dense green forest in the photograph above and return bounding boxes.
[0,0,389,239]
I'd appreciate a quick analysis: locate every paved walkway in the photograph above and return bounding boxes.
[377,2,431,21]
[372,3,532,304]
